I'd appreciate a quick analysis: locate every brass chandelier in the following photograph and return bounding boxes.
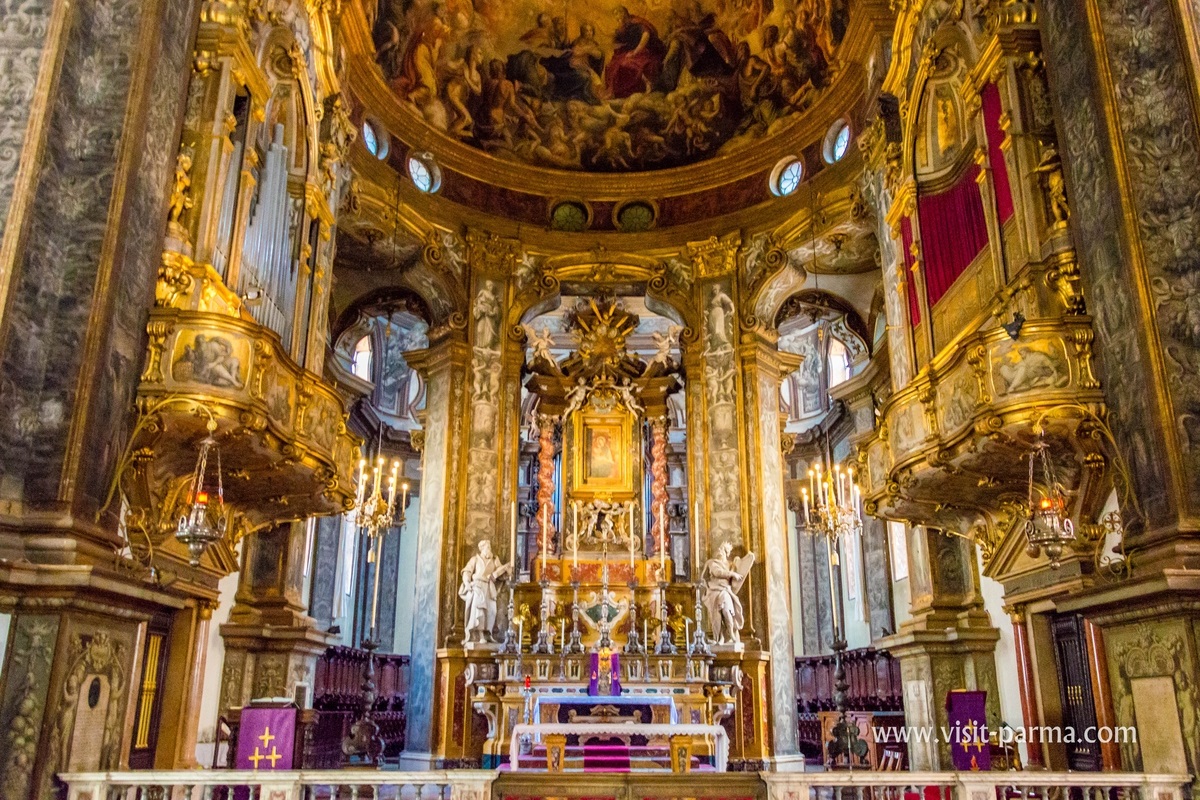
[174,419,229,566]
[1023,435,1076,569]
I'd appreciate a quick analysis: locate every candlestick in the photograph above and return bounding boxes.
[826,536,839,640]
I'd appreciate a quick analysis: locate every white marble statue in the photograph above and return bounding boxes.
[459,540,512,644]
[702,542,755,645]
[527,326,556,368]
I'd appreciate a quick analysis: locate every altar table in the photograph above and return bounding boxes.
[533,693,679,724]
[509,722,728,772]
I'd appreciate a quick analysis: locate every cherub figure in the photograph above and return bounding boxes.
[167,151,194,227]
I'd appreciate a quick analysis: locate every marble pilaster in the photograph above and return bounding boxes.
[399,336,469,767]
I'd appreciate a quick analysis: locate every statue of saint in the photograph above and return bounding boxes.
[459,540,511,644]
[702,541,755,645]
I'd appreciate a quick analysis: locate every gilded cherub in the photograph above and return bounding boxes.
[167,150,195,227]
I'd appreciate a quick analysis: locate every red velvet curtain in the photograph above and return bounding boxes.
[917,164,990,306]
[982,83,1014,222]
[900,216,920,327]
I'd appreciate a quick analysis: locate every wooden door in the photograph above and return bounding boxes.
[1051,613,1101,771]
[128,620,170,769]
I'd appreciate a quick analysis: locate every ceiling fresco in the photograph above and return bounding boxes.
[370,0,850,172]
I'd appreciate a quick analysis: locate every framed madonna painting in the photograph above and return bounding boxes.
[571,409,634,498]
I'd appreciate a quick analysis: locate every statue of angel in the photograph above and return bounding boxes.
[617,378,644,417]
[526,326,557,368]
[645,325,682,373]
[564,377,590,417]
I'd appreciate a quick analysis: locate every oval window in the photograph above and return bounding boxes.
[407,152,442,193]
[770,157,804,197]
[551,201,589,232]
[362,120,389,160]
[824,120,851,164]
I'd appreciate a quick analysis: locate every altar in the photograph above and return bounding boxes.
[453,299,756,772]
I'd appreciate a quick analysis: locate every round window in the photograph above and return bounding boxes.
[407,152,442,193]
[769,157,804,197]
[550,201,589,232]
[824,120,851,164]
[615,201,655,232]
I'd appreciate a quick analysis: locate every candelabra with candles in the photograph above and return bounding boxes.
[799,460,868,768]
[342,454,409,767]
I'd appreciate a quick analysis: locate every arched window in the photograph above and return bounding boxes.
[828,338,851,389]
[351,335,373,381]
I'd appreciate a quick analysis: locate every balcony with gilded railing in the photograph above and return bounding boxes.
[125,262,358,552]
[856,312,1108,568]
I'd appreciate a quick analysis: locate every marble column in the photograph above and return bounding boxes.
[878,526,1000,770]
[533,413,558,573]
[739,328,803,767]
[1039,0,1200,779]
[219,522,332,714]
[399,336,469,768]
[1009,606,1044,768]
[649,417,670,558]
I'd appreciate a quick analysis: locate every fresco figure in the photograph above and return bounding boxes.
[605,6,667,99]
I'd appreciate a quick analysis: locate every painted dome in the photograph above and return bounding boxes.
[367,0,850,172]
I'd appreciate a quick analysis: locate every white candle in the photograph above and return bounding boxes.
[685,619,691,650]
[510,500,517,571]
[802,488,809,522]
[560,619,565,646]
[693,503,700,572]
[541,504,548,573]
[629,503,636,571]
[518,619,524,650]
[643,618,648,645]
[572,502,579,570]
[659,502,667,574]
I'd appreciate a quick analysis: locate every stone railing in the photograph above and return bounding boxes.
[59,769,1190,800]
